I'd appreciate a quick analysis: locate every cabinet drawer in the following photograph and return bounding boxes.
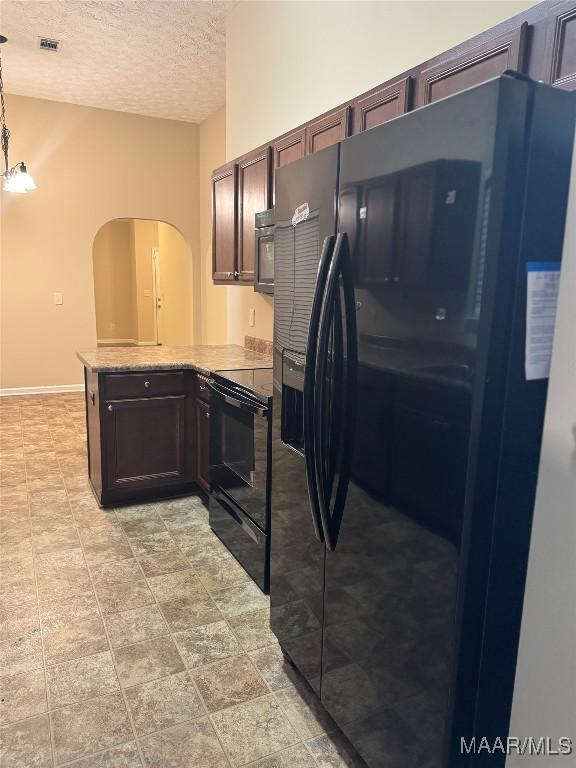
[104,372,185,400]
[196,374,211,403]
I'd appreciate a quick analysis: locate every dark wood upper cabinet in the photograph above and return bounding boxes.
[237,146,272,283]
[416,23,528,106]
[212,161,238,283]
[274,128,306,169]
[353,77,412,134]
[305,106,352,154]
[547,3,576,90]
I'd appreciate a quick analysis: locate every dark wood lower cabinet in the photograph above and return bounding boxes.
[84,369,210,506]
[104,396,186,494]
[195,397,211,494]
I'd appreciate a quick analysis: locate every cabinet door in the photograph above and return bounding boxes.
[353,77,412,134]
[104,396,186,494]
[212,162,238,283]
[416,23,528,106]
[274,128,306,169]
[546,3,576,90]
[305,106,351,154]
[238,147,272,283]
[195,397,211,494]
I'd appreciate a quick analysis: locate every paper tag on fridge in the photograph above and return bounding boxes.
[292,203,310,227]
[525,262,561,381]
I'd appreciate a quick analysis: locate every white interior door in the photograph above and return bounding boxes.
[151,247,163,345]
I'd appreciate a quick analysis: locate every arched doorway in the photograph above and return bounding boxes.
[93,219,192,347]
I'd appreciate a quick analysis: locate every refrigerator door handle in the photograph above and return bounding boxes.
[314,232,357,552]
[304,234,335,543]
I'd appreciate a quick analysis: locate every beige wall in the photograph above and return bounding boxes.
[507,137,576,765]
[224,0,537,344]
[226,1,536,157]
[0,95,200,390]
[92,220,135,342]
[199,107,228,345]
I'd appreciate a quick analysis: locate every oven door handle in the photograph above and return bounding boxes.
[206,379,268,417]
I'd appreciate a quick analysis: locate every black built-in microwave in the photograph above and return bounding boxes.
[254,209,274,294]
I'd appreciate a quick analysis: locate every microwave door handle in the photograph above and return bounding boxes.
[304,234,335,543]
[206,380,268,417]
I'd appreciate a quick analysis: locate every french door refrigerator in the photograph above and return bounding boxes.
[270,74,575,768]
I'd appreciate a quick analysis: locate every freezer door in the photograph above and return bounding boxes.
[319,77,531,768]
[270,146,340,694]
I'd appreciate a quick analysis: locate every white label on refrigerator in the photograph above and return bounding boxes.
[525,262,561,381]
[292,203,310,227]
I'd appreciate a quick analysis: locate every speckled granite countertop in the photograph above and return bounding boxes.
[77,345,272,374]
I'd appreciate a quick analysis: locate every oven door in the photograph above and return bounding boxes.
[207,379,270,531]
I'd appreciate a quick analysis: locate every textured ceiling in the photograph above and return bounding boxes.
[0,0,233,123]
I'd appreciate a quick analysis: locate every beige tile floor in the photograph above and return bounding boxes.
[0,393,361,768]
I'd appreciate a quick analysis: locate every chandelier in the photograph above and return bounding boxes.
[0,35,37,193]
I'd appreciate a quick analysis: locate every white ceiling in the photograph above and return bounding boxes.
[0,0,234,123]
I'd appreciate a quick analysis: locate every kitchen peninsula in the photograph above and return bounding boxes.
[77,344,272,506]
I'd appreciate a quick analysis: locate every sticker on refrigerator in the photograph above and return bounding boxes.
[292,203,310,227]
[525,262,561,381]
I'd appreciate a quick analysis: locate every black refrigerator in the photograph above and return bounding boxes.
[270,74,575,768]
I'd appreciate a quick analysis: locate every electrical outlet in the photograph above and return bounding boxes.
[53,292,63,305]
[248,307,255,327]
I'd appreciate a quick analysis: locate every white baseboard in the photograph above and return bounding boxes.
[0,384,85,398]
[96,339,158,347]
[97,338,137,346]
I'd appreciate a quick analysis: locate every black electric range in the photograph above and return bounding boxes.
[206,367,273,592]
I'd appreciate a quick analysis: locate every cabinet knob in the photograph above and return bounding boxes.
[393,276,400,283]
[234,271,240,279]
[206,412,210,418]
[227,271,233,277]
[144,381,150,388]
[107,404,113,412]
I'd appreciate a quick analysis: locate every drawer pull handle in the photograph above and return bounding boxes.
[144,381,150,388]
[108,404,113,412]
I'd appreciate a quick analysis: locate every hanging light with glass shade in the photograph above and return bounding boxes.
[0,35,37,193]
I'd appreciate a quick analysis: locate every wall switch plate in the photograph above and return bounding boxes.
[53,292,63,305]
[248,307,255,327]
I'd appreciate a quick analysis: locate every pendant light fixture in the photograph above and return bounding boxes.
[0,35,37,193]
